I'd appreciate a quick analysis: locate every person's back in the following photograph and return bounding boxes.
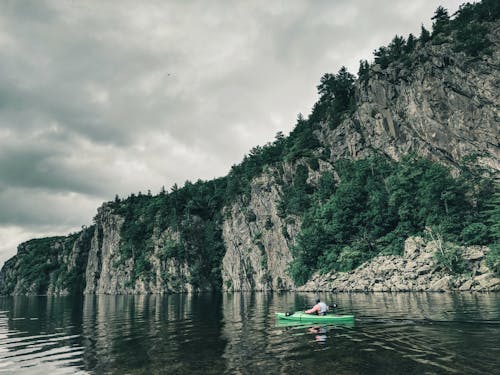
[317,301,328,315]
[305,299,329,315]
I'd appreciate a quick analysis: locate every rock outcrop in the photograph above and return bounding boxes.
[320,24,500,171]
[0,230,93,296]
[221,173,298,291]
[299,237,500,292]
[83,205,200,294]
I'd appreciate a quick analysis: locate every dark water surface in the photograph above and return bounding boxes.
[0,292,499,374]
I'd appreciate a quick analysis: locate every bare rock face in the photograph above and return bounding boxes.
[84,206,198,294]
[298,237,500,292]
[319,26,500,172]
[84,205,128,294]
[1,203,216,296]
[150,228,195,294]
[221,172,298,291]
[47,230,93,296]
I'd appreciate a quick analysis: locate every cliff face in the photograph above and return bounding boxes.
[320,24,500,170]
[0,206,202,296]
[221,172,297,291]
[83,205,198,294]
[224,22,500,292]
[1,11,499,295]
[0,230,92,296]
[84,206,129,294]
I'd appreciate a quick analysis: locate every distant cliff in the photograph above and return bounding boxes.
[1,1,499,295]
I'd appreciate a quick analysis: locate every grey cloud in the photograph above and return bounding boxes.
[0,142,108,195]
[0,187,100,227]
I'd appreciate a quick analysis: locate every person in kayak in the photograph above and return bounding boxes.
[305,298,329,315]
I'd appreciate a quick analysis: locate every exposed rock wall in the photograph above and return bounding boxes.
[0,204,204,296]
[299,237,500,292]
[150,228,200,294]
[221,173,298,291]
[83,205,199,294]
[84,205,129,294]
[320,25,500,172]
[47,229,93,295]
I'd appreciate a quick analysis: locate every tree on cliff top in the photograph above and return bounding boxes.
[309,66,356,128]
[431,6,450,35]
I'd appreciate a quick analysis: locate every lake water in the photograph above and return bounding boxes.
[0,292,499,374]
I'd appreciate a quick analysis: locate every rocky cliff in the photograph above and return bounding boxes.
[0,206,198,295]
[82,205,202,294]
[221,15,500,291]
[0,230,92,296]
[1,3,499,295]
[221,171,297,291]
[320,24,500,170]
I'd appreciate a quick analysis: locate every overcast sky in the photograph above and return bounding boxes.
[0,0,466,267]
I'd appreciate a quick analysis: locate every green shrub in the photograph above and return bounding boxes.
[461,223,490,245]
[281,225,290,240]
[287,260,311,286]
[454,22,492,57]
[433,242,468,275]
[308,158,320,171]
[486,244,500,276]
[159,238,184,260]
[335,245,366,272]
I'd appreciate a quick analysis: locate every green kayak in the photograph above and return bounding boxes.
[276,312,355,323]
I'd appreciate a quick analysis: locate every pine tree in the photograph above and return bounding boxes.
[420,24,431,43]
[405,33,416,53]
[388,35,405,59]
[358,59,370,82]
[431,6,450,36]
[374,46,390,68]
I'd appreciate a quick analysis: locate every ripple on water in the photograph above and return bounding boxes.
[0,311,86,374]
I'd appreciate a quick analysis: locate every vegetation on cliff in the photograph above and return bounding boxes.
[0,230,93,295]
[486,189,500,275]
[112,178,227,289]
[288,155,496,284]
[360,0,499,77]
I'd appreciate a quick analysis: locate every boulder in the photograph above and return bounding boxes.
[428,276,451,291]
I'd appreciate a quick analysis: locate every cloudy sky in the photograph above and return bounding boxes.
[0,0,466,267]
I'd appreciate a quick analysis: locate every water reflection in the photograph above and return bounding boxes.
[80,294,227,374]
[221,292,283,373]
[0,296,85,374]
[0,292,498,374]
